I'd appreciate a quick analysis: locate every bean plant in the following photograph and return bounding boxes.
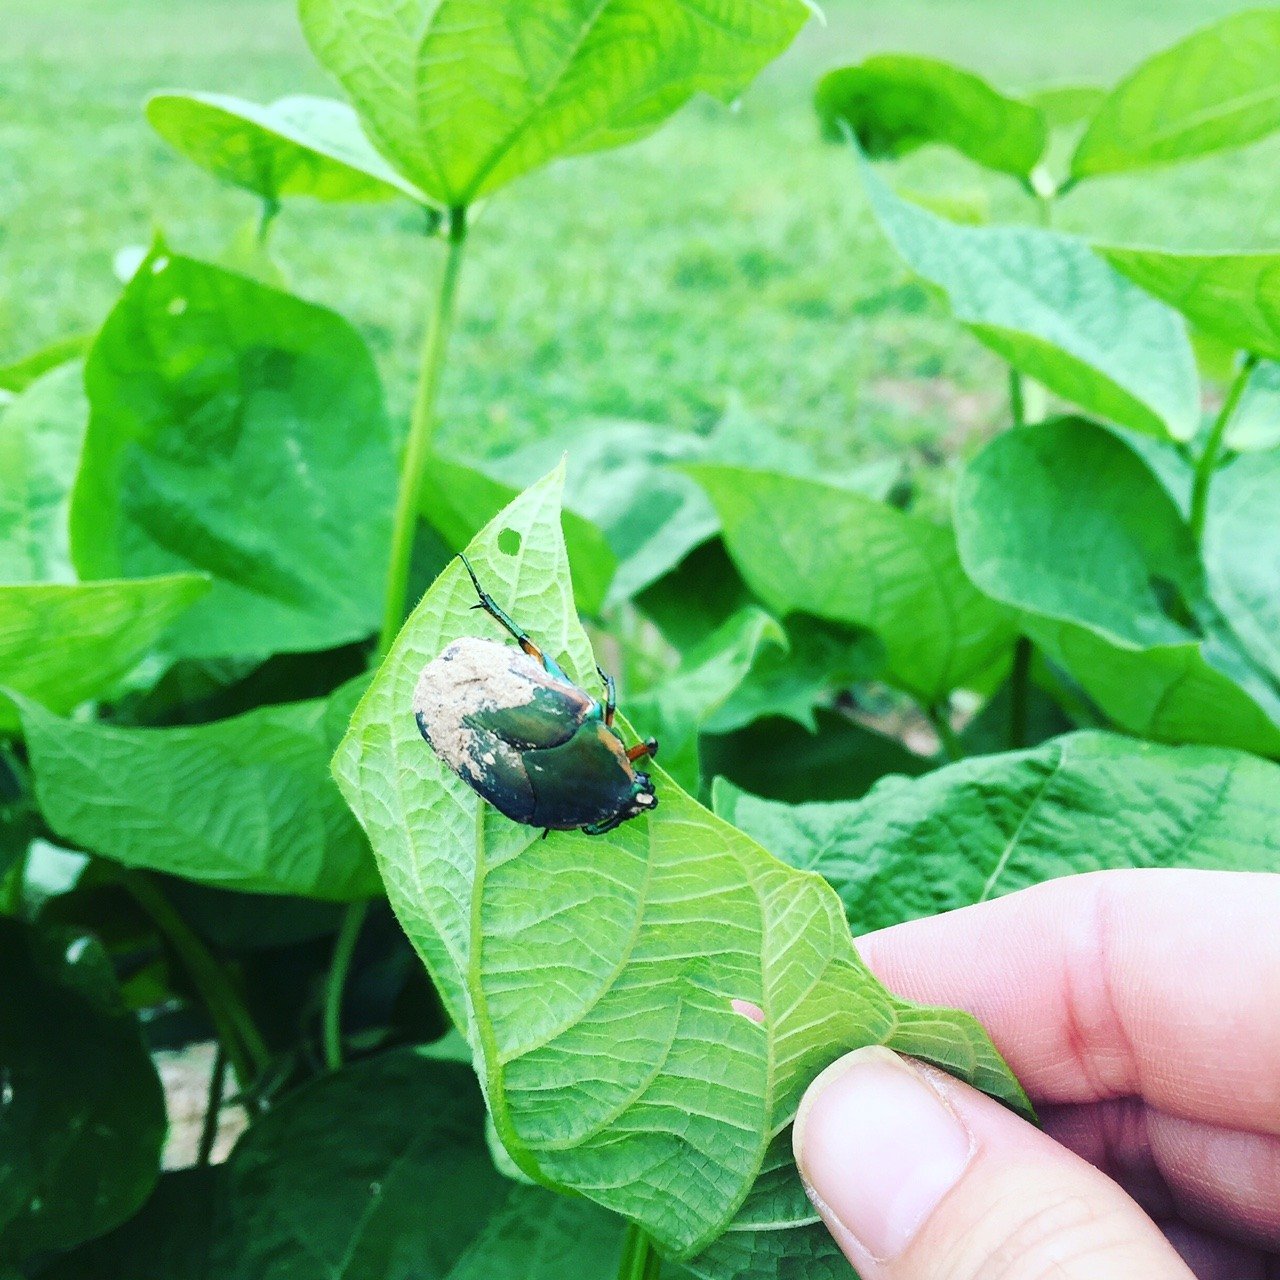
[2,5,1279,1280]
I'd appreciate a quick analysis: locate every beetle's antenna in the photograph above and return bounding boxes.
[459,553,486,607]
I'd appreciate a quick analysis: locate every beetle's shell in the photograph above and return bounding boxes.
[412,636,643,830]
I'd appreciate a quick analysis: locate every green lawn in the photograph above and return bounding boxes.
[4,0,1279,470]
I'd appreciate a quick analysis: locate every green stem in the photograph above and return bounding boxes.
[196,1043,228,1168]
[378,206,470,658]
[1008,367,1026,428]
[323,899,370,1072]
[928,702,964,763]
[121,870,270,1087]
[1188,353,1258,544]
[1008,636,1033,750]
[617,1224,662,1280]
[257,197,280,249]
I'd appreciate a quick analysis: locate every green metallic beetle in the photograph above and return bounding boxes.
[412,555,658,835]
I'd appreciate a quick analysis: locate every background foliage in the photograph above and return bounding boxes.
[2,1,1279,1278]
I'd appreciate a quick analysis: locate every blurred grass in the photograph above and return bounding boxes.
[3,0,1279,471]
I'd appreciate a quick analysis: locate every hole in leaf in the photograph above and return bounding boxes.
[498,528,521,557]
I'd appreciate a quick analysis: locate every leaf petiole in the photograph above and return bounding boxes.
[1188,352,1259,545]
[323,898,369,1071]
[617,1222,662,1280]
[378,205,469,658]
[121,868,270,1088]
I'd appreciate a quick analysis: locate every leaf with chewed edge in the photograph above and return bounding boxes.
[332,465,1029,1261]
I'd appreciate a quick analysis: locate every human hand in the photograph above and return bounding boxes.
[792,869,1280,1279]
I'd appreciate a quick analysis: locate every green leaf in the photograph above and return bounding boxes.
[685,464,1016,703]
[629,606,786,790]
[859,159,1200,440]
[481,422,721,608]
[147,91,429,204]
[15,680,378,901]
[1100,247,1280,361]
[1230,358,1280,451]
[0,333,92,396]
[0,575,209,733]
[213,1050,629,1279]
[954,419,1280,754]
[1024,84,1106,131]
[1204,450,1280,683]
[0,918,165,1262]
[0,362,87,584]
[332,467,1028,1257]
[716,730,1280,935]
[703,708,930,805]
[40,1167,222,1280]
[1072,9,1280,181]
[71,246,396,660]
[421,452,617,615]
[300,0,811,207]
[816,55,1046,179]
[706,615,884,735]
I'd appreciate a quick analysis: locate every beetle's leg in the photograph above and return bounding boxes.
[459,553,546,663]
[541,828,551,841]
[583,812,627,836]
[626,737,658,763]
[597,666,617,727]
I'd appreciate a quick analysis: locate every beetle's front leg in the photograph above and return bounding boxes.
[627,738,658,763]
[597,666,617,727]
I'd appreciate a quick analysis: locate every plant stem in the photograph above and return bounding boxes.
[1008,367,1026,428]
[1008,636,1032,750]
[323,899,369,1072]
[928,702,964,763]
[378,206,470,658]
[1188,353,1258,545]
[121,869,270,1088]
[196,1043,228,1168]
[617,1223,662,1280]
[257,197,280,248]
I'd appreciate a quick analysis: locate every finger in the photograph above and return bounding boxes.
[1160,1221,1271,1280]
[857,869,1280,1132]
[1043,1100,1280,1249]
[793,1045,1193,1280]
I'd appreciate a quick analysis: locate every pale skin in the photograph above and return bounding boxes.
[792,869,1280,1280]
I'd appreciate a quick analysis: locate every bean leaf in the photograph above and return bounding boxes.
[71,246,396,660]
[859,157,1200,440]
[0,918,165,1263]
[816,54,1046,180]
[685,463,1016,704]
[332,466,1030,1258]
[628,605,786,790]
[1072,9,1280,181]
[0,362,87,584]
[14,680,377,901]
[716,730,1280,933]
[954,419,1280,754]
[1204,450,1280,683]
[0,575,209,733]
[213,1052,633,1279]
[300,0,811,206]
[1100,247,1280,361]
[147,91,429,204]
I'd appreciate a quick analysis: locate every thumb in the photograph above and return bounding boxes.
[792,1046,1193,1280]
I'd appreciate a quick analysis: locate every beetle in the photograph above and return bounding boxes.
[412,555,658,836]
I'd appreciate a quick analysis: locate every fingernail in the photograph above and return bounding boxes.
[793,1045,974,1262]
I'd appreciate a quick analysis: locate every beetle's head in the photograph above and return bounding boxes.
[626,771,658,820]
